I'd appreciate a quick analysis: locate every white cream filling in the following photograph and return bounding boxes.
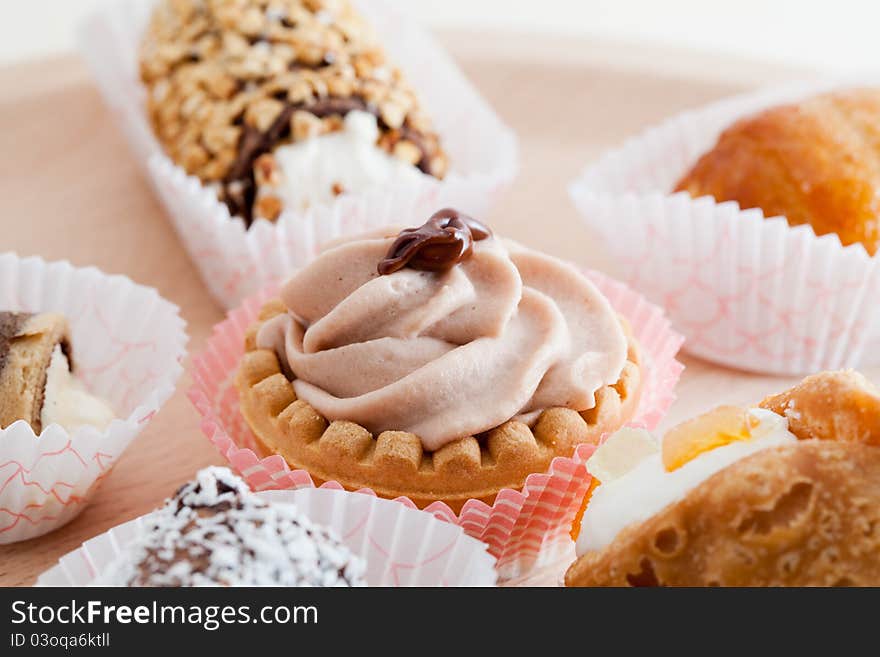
[262,110,427,213]
[41,346,115,432]
[575,408,798,556]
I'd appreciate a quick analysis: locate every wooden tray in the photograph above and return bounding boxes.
[0,34,832,586]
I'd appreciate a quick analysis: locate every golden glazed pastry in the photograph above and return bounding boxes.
[675,88,880,255]
[565,371,880,587]
[141,0,448,226]
[0,312,115,434]
[236,210,643,511]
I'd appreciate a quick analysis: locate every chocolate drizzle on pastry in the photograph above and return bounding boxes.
[226,97,376,224]
[140,0,448,228]
[378,209,492,275]
[223,97,438,224]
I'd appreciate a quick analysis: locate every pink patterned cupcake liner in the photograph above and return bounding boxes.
[188,270,683,579]
[0,253,187,544]
[570,78,880,375]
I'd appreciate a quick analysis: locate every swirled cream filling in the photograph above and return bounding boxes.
[258,232,628,451]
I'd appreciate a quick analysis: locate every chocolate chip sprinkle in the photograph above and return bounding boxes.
[378,209,492,275]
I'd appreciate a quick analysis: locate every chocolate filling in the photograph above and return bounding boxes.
[378,209,492,275]
[222,96,434,226]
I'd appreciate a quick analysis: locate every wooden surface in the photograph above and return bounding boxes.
[0,33,828,586]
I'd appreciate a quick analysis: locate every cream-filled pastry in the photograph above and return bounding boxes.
[0,312,115,433]
[566,371,880,587]
[140,0,448,226]
[255,111,429,216]
[574,407,796,555]
[41,345,115,432]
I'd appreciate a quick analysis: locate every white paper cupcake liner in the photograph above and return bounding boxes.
[79,0,518,309]
[0,253,187,544]
[37,488,497,586]
[570,78,880,375]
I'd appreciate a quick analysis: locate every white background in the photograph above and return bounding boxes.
[0,0,877,74]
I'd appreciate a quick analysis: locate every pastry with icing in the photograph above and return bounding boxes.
[140,0,447,226]
[566,370,880,586]
[675,88,880,254]
[95,467,366,586]
[0,311,114,434]
[236,209,643,511]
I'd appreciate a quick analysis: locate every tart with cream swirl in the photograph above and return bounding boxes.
[236,210,643,511]
[566,370,880,587]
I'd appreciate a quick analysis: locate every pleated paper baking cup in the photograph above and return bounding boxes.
[37,487,497,586]
[0,253,186,543]
[570,79,880,375]
[188,270,683,580]
[78,0,518,310]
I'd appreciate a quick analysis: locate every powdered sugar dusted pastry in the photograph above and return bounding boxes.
[140,0,448,225]
[675,88,880,255]
[236,210,643,511]
[566,371,880,587]
[95,467,366,586]
[0,312,114,433]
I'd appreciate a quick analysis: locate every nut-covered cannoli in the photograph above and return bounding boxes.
[0,311,114,433]
[140,0,448,225]
[566,371,880,586]
[94,467,366,586]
